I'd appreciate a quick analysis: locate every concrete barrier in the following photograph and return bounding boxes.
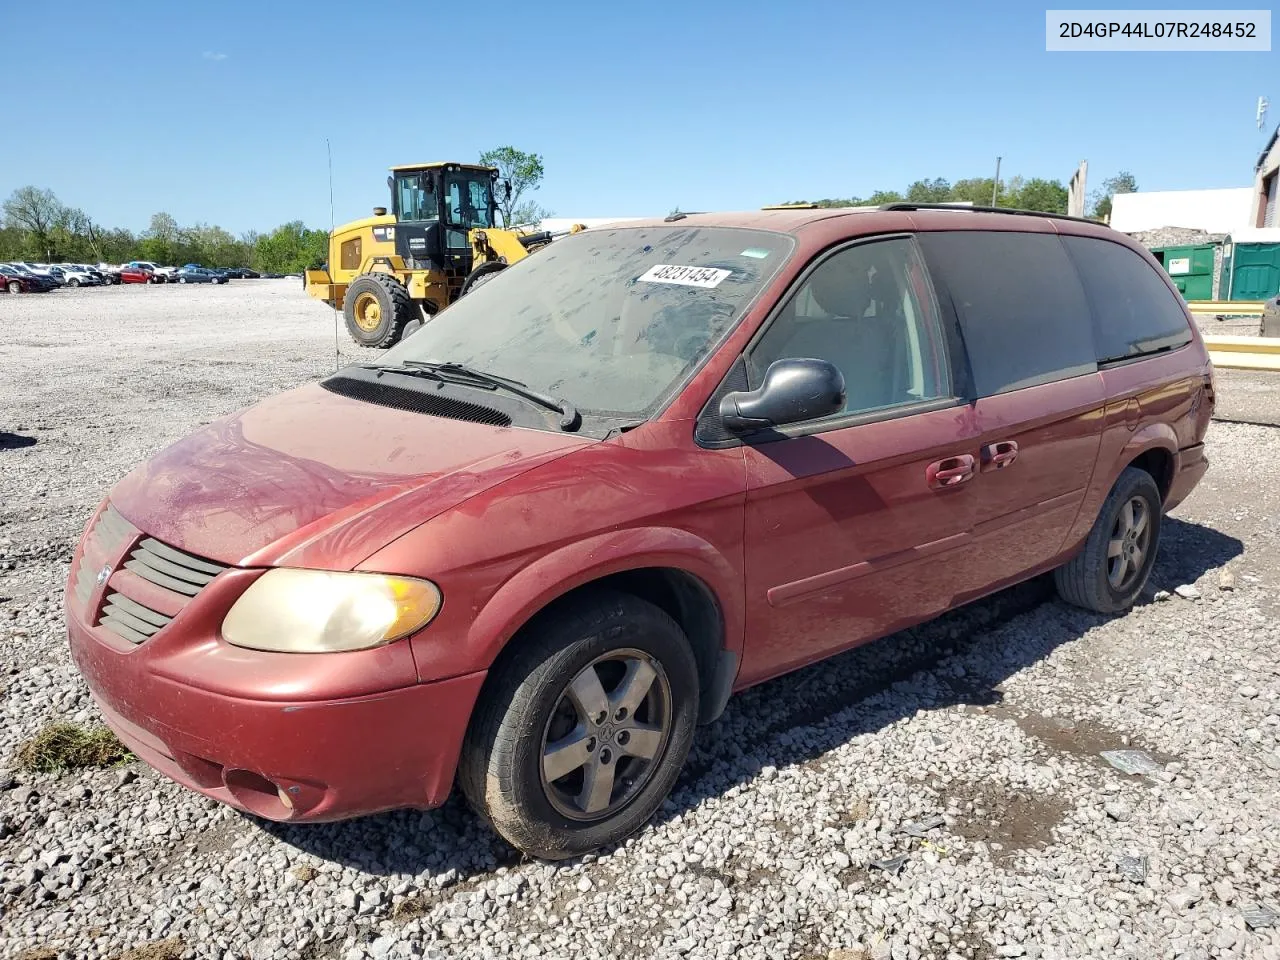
[1202,335,1280,372]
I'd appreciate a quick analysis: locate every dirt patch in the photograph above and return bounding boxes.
[948,780,1070,865]
[15,949,58,960]
[111,938,184,960]
[390,892,435,921]
[994,707,1178,769]
[15,722,132,772]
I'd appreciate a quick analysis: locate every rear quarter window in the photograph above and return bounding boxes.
[918,231,1096,397]
[1061,236,1193,363]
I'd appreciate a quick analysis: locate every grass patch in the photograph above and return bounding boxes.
[15,722,132,773]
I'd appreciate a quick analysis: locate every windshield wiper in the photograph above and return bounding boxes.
[416,361,580,431]
[362,360,581,431]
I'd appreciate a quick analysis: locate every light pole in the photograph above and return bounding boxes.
[991,157,1002,207]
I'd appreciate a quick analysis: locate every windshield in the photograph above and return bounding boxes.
[443,173,495,228]
[383,226,794,419]
[395,173,438,222]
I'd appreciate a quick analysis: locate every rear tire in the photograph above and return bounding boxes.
[1055,466,1162,614]
[6,281,20,294]
[459,591,699,860]
[68,278,80,287]
[342,273,414,348]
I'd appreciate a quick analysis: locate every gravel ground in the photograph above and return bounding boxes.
[1,283,1279,960]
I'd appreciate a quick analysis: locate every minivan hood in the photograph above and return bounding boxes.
[108,382,592,569]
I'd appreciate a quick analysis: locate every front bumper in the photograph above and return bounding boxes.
[68,609,486,821]
[64,506,487,822]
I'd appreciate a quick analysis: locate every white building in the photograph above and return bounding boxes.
[1109,187,1255,233]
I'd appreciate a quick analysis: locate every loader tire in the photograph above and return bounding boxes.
[459,261,506,297]
[343,273,414,349]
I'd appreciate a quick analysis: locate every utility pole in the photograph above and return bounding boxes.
[991,157,1002,207]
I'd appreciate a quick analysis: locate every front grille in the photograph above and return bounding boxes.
[94,534,227,645]
[320,376,512,426]
[99,592,174,645]
[123,538,227,596]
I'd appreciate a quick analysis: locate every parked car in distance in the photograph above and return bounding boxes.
[71,264,109,285]
[124,261,169,283]
[223,267,260,279]
[18,262,62,285]
[1,267,56,293]
[118,264,156,284]
[66,204,1213,860]
[95,263,123,284]
[175,266,227,284]
[0,263,59,292]
[51,264,100,287]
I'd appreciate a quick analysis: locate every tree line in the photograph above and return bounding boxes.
[0,186,330,274]
[779,171,1137,219]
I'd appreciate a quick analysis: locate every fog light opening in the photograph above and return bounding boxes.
[223,768,296,821]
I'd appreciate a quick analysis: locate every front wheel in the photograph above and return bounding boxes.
[459,591,699,860]
[459,261,506,297]
[6,281,20,294]
[1055,466,1163,613]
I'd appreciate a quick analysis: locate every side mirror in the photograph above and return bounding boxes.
[719,358,846,433]
[502,179,512,201]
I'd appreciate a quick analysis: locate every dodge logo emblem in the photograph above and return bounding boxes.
[96,564,112,586]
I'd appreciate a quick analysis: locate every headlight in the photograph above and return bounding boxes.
[221,569,442,653]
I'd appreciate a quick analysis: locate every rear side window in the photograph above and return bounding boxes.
[1062,236,1193,362]
[918,231,1096,396]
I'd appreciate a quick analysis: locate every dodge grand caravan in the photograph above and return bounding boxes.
[66,204,1212,858]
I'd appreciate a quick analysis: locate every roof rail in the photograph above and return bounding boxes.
[878,202,1104,227]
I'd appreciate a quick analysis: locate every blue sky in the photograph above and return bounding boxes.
[1,1,1275,234]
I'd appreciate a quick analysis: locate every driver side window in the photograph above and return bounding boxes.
[747,237,951,420]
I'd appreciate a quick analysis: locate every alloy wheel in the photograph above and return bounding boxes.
[1107,495,1151,590]
[539,649,672,822]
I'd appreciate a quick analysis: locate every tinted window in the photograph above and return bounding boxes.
[1062,236,1193,362]
[918,232,1096,396]
[748,237,952,419]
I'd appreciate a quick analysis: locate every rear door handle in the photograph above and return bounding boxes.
[981,440,1019,472]
[926,454,976,489]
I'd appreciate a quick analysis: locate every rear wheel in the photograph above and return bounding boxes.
[342,273,414,348]
[459,591,699,860]
[6,281,20,294]
[68,278,80,287]
[1055,466,1162,613]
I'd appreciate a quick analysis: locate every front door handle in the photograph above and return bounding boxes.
[926,454,976,489]
[981,440,1019,472]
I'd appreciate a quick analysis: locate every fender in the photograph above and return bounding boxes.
[408,526,744,684]
[1056,419,1178,561]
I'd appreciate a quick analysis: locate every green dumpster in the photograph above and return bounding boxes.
[1152,244,1216,301]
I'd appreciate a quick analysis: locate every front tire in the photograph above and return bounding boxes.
[459,261,506,297]
[459,591,699,860]
[1055,466,1162,613]
[6,281,20,294]
[342,273,414,348]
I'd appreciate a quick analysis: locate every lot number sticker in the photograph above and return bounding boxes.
[638,264,731,288]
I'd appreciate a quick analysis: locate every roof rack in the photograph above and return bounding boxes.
[878,202,1104,227]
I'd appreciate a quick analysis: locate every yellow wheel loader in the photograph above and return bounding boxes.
[305,161,583,348]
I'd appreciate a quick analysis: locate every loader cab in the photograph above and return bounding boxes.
[389,163,500,282]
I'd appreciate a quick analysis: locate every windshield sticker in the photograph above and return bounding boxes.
[637,264,732,288]
[739,248,771,259]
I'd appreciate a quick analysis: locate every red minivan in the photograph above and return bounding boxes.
[66,205,1212,858]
